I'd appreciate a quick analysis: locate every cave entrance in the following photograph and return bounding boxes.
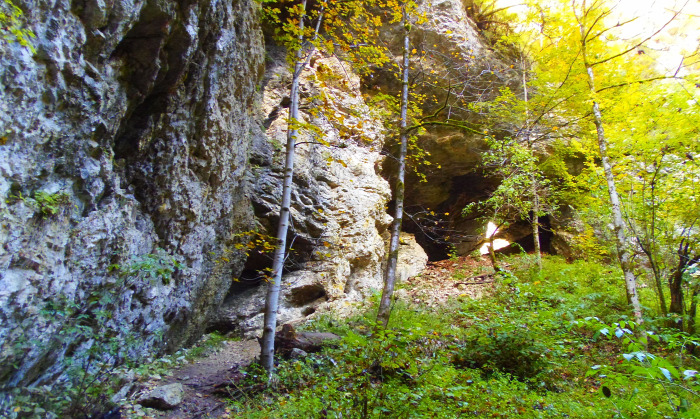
[496,215,554,255]
[404,214,554,262]
[510,216,553,254]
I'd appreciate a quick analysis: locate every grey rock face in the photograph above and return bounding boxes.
[0,0,468,391]
[215,50,413,336]
[0,0,264,386]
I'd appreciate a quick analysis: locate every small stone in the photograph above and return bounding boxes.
[110,383,133,404]
[138,383,184,410]
[289,348,308,360]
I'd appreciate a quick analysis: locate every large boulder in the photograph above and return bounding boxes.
[138,383,184,410]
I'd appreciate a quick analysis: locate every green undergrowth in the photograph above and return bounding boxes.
[2,331,232,418]
[227,256,700,418]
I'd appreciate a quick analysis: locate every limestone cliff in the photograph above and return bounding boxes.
[215,50,428,336]
[0,0,265,386]
[0,0,428,389]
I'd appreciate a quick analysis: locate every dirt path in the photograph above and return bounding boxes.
[124,256,495,418]
[126,339,260,418]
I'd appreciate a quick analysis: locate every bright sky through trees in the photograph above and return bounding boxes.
[480,222,511,255]
[497,0,699,77]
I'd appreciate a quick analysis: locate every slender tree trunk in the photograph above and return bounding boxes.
[642,247,667,317]
[377,5,410,327]
[669,241,700,331]
[487,233,500,273]
[580,34,643,323]
[634,162,667,316]
[669,267,684,329]
[532,188,542,270]
[260,0,311,374]
[522,64,542,271]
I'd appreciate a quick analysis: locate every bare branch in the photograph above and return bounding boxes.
[596,75,681,93]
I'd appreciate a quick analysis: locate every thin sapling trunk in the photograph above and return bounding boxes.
[377,5,410,327]
[260,0,323,374]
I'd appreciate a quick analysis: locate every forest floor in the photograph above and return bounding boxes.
[121,255,700,418]
[122,255,496,418]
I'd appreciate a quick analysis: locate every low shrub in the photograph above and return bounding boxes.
[452,325,548,380]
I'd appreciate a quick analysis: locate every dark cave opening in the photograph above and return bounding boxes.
[400,170,558,262]
[402,172,499,261]
[404,210,554,262]
[223,228,319,299]
[501,215,554,255]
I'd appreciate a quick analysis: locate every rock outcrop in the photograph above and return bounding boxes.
[0,0,430,388]
[213,48,427,336]
[1,0,265,386]
[366,0,525,258]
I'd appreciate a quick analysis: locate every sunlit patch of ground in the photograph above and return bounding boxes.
[395,255,500,307]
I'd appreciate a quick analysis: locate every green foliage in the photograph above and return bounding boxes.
[0,0,35,52]
[579,317,700,417]
[453,322,549,381]
[224,255,700,418]
[7,191,70,218]
[108,248,183,286]
[3,295,143,417]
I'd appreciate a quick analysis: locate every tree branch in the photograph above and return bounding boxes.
[596,75,681,93]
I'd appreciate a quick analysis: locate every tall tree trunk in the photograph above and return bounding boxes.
[260,0,316,374]
[634,161,667,316]
[377,5,410,327]
[580,25,643,324]
[640,242,667,317]
[487,233,500,273]
[522,63,541,271]
[669,240,700,331]
[669,267,684,329]
[531,188,542,270]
